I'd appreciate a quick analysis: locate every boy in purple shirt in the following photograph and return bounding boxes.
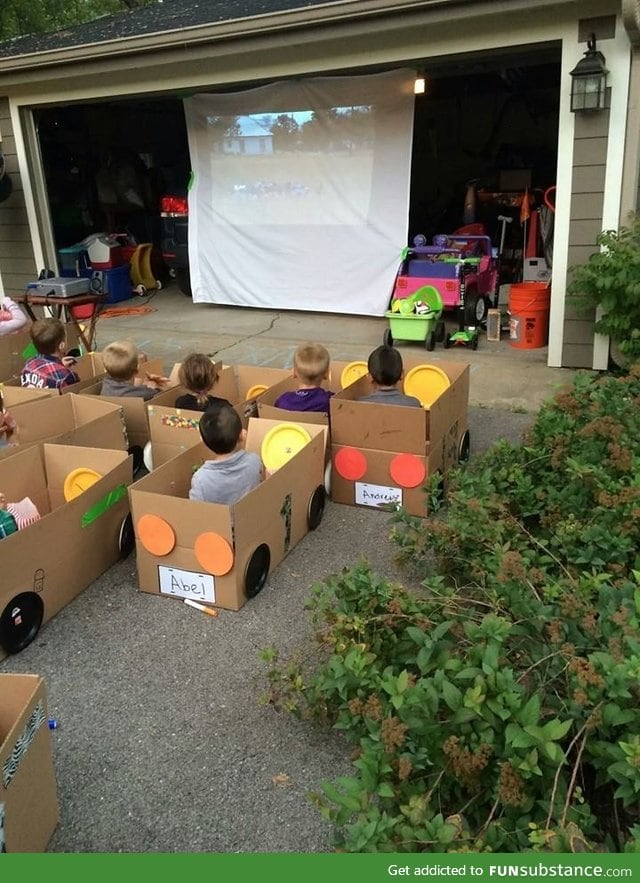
[274,342,333,413]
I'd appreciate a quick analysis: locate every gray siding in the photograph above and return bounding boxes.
[0,98,37,293]
[562,107,609,369]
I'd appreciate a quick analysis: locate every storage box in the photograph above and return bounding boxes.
[26,276,91,298]
[91,264,132,304]
[328,360,470,517]
[58,243,90,275]
[1,393,128,457]
[129,418,327,611]
[0,673,59,851]
[0,444,133,659]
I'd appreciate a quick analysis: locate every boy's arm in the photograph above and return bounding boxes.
[0,297,28,334]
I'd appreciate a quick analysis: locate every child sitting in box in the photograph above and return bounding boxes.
[21,318,80,391]
[101,340,170,401]
[358,345,422,408]
[189,402,263,505]
[0,296,28,336]
[274,342,333,413]
[174,353,231,412]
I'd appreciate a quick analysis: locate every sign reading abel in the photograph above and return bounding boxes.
[355,482,402,508]
[158,566,215,603]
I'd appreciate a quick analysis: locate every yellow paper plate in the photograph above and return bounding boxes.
[403,364,451,408]
[398,298,414,315]
[246,384,268,400]
[340,361,368,389]
[261,423,312,472]
[63,467,102,501]
[390,299,402,313]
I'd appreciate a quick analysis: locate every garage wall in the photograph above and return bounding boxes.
[561,108,609,368]
[0,98,37,294]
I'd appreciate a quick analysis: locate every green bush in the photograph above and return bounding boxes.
[568,216,640,363]
[263,367,640,852]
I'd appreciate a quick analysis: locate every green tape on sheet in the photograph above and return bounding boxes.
[81,483,127,528]
[22,341,37,359]
[187,170,194,191]
[400,246,409,261]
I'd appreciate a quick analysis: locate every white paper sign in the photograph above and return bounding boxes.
[355,481,402,508]
[158,566,215,603]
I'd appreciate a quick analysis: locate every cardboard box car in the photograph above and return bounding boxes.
[60,350,108,394]
[329,361,470,517]
[129,418,327,611]
[0,323,81,384]
[0,384,56,408]
[77,359,178,449]
[257,360,367,426]
[212,364,290,424]
[0,673,59,851]
[1,393,128,459]
[145,403,207,469]
[0,444,133,659]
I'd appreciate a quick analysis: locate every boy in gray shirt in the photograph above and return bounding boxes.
[189,402,263,505]
[358,345,422,407]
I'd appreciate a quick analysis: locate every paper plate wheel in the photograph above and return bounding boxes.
[246,384,268,399]
[261,423,311,472]
[340,361,368,389]
[403,364,451,408]
[63,467,102,501]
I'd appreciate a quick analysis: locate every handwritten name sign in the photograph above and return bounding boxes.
[158,566,215,603]
[355,481,402,509]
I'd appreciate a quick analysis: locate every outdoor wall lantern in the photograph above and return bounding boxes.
[569,34,608,112]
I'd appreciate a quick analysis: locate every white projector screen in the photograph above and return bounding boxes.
[184,70,415,315]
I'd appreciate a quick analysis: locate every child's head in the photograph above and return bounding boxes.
[293,342,330,386]
[367,345,403,387]
[179,353,219,405]
[102,340,140,382]
[30,318,67,357]
[199,402,243,455]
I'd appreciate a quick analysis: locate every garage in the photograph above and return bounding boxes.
[32,44,561,321]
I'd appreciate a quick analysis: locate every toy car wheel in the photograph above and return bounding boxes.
[308,485,326,530]
[119,513,135,558]
[128,444,145,477]
[425,330,436,351]
[444,334,451,349]
[383,327,394,347]
[458,430,471,463]
[244,543,271,599]
[435,319,446,343]
[465,291,488,327]
[0,592,44,655]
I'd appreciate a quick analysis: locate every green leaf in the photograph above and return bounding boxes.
[542,719,573,742]
[397,670,409,694]
[518,694,541,728]
[377,782,395,798]
[441,679,462,711]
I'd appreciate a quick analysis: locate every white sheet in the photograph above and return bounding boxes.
[184,70,415,315]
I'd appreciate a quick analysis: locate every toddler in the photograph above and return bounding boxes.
[175,353,230,412]
[101,340,170,400]
[0,296,28,336]
[274,342,333,413]
[358,345,422,408]
[189,402,262,505]
[21,318,79,390]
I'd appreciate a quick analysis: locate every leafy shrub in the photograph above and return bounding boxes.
[263,367,640,852]
[567,216,640,363]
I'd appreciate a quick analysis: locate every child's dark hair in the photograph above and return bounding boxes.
[30,318,66,357]
[179,353,219,408]
[199,402,242,455]
[367,345,403,386]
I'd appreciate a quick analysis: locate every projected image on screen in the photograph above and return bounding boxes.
[207,107,374,225]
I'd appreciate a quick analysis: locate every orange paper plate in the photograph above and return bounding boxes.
[403,364,451,408]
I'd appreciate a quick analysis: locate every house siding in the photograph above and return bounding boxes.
[0,98,37,294]
[562,108,609,369]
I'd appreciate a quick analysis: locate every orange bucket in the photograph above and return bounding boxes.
[509,282,551,349]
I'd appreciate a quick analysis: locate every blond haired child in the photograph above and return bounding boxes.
[274,342,333,413]
[101,340,169,401]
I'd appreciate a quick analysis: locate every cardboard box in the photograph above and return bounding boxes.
[77,359,177,449]
[213,364,291,423]
[0,384,56,408]
[328,360,470,517]
[0,673,59,851]
[145,403,206,469]
[2,393,128,457]
[0,444,133,659]
[0,323,81,384]
[60,351,108,394]
[257,360,359,426]
[129,418,327,611]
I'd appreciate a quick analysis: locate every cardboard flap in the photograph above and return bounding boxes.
[0,444,48,509]
[43,443,130,491]
[9,394,75,442]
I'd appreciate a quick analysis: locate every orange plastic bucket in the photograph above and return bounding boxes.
[509,282,551,349]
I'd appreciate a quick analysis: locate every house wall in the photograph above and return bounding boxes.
[0,98,37,296]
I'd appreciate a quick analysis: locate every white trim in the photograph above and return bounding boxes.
[593,18,632,371]
[547,23,578,368]
[8,101,49,273]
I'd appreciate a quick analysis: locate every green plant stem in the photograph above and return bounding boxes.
[560,730,589,829]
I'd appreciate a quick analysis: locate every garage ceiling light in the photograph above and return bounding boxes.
[569,34,608,112]
[414,72,426,95]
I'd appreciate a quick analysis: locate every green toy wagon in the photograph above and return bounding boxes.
[383,285,445,351]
